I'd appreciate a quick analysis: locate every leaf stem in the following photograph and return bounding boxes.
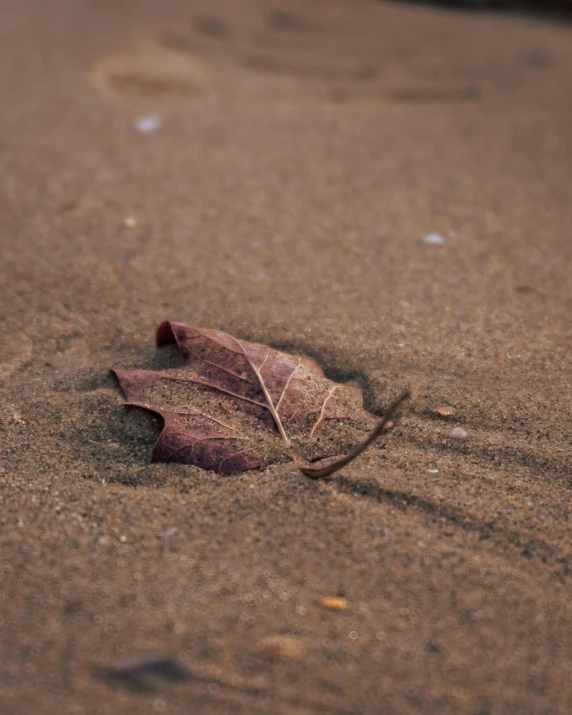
[300,389,411,479]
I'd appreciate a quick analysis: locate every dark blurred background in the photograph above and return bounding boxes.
[390,0,572,22]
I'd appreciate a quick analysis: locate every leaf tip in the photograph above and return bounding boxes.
[155,321,177,347]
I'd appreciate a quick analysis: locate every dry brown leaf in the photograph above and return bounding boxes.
[114,321,410,477]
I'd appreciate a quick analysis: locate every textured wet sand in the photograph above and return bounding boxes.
[1,1,572,713]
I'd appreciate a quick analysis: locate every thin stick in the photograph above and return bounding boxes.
[300,389,412,479]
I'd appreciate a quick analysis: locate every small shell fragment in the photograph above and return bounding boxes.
[135,115,161,133]
[320,596,348,612]
[451,427,468,439]
[255,634,306,661]
[423,233,444,244]
[435,405,454,417]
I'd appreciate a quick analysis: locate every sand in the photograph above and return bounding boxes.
[1,0,572,713]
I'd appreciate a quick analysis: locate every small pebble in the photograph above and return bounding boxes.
[451,427,468,439]
[428,469,439,474]
[435,406,454,417]
[255,634,306,661]
[320,596,348,612]
[123,216,137,228]
[135,115,161,133]
[59,199,78,213]
[105,655,189,691]
[423,233,444,245]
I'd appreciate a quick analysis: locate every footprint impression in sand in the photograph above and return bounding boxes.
[90,38,209,100]
[89,8,480,106]
[88,9,379,104]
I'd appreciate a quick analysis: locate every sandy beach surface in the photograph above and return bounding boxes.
[1,1,572,713]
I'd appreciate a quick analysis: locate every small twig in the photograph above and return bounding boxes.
[300,389,412,479]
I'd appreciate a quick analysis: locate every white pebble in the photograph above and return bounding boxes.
[159,526,177,537]
[135,115,161,133]
[451,427,468,439]
[428,469,439,474]
[423,233,444,245]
